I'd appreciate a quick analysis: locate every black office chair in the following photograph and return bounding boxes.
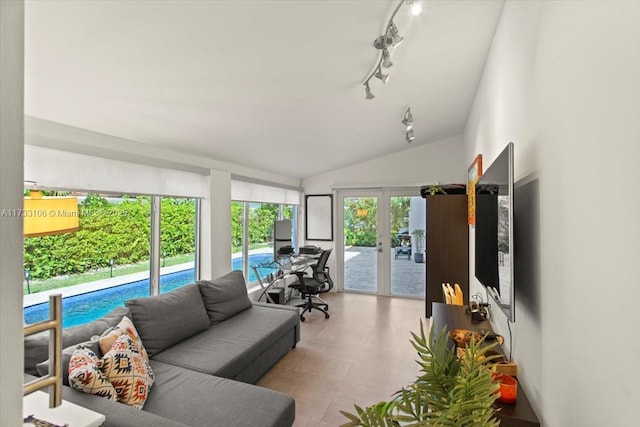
[288,249,333,321]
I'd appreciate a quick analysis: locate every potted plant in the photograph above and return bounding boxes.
[412,229,425,263]
[341,323,502,427]
[425,184,447,196]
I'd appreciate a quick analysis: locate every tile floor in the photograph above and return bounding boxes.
[257,292,428,427]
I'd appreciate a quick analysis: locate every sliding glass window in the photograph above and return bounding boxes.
[159,197,199,293]
[231,201,297,286]
[23,191,200,328]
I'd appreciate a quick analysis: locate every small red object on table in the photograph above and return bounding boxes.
[494,373,518,404]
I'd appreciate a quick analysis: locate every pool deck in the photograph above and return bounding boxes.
[23,262,193,308]
[24,245,426,308]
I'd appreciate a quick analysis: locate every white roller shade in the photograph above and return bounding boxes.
[231,180,300,205]
[25,145,208,198]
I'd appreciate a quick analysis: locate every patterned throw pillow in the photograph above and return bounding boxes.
[68,346,117,401]
[99,316,149,361]
[101,333,155,409]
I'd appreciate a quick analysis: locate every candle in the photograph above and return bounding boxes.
[495,373,518,404]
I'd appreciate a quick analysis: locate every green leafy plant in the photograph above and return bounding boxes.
[24,194,196,280]
[340,322,502,427]
[425,185,447,196]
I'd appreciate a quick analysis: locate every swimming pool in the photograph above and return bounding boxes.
[24,252,277,328]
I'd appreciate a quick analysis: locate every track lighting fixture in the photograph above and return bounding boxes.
[362,0,422,100]
[401,106,414,128]
[405,128,415,143]
[364,81,375,99]
[409,0,423,17]
[373,34,394,50]
[402,106,415,143]
[388,23,404,47]
[374,66,390,84]
[381,48,393,68]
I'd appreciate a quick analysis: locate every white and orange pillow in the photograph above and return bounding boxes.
[101,333,155,409]
[69,316,154,409]
[99,316,149,361]
[68,346,117,401]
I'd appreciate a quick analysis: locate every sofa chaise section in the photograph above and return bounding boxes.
[145,360,294,427]
[152,302,300,383]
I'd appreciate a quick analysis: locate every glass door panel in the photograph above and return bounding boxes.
[343,196,378,292]
[389,195,426,297]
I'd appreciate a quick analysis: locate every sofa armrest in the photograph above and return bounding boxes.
[252,302,300,343]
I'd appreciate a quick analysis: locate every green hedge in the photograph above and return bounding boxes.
[344,196,410,247]
[24,195,195,280]
[231,202,293,251]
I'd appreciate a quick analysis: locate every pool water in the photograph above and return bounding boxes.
[24,252,277,328]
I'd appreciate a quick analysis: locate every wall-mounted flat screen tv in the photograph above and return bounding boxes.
[475,142,515,322]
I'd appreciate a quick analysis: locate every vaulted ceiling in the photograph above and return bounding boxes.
[25,0,504,180]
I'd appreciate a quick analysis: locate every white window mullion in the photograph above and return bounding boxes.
[149,196,161,295]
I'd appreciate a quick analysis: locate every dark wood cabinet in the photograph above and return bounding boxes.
[425,194,469,317]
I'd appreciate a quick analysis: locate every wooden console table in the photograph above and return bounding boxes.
[431,303,540,427]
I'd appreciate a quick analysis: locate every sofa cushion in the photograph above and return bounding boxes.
[101,334,155,409]
[25,306,130,375]
[197,270,252,324]
[125,284,209,357]
[36,338,102,386]
[143,360,295,427]
[152,304,299,380]
[68,346,118,401]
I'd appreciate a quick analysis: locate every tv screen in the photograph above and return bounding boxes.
[475,142,515,322]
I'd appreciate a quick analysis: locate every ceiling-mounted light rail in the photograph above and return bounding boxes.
[362,0,422,100]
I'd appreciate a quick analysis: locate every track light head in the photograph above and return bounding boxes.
[388,23,404,47]
[373,34,394,50]
[382,48,393,68]
[374,67,390,84]
[364,81,375,100]
[401,106,414,127]
[405,129,415,143]
[407,0,423,16]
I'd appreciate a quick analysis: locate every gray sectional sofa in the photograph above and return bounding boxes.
[24,271,300,427]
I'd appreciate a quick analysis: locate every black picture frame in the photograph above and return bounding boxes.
[305,194,333,241]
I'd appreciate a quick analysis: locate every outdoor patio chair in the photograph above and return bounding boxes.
[395,236,412,260]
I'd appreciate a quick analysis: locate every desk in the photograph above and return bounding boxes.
[23,391,105,427]
[431,303,540,427]
[253,256,316,304]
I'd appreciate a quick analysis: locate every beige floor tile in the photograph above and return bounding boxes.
[259,292,427,427]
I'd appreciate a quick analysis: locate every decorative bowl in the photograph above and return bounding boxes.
[448,329,482,347]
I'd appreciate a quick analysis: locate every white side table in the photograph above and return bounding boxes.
[23,390,106,427]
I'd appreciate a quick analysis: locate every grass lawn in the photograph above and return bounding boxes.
[23,253,195,295]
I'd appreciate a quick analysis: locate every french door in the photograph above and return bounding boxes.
[337,190,425,297]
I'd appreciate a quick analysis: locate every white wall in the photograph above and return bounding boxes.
[464,1,640,426]
[0,1,24,424]
[303,134,466,194]
[200,169,232,279]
